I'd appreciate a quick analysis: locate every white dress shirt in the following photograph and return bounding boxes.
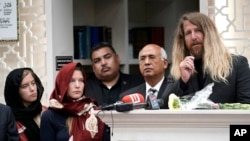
[145,76,165,100]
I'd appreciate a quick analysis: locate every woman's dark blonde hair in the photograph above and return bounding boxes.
[22,69,33,79]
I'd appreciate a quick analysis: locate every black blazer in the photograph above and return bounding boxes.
[120,77,172,109]
[173,55,250,104]
[85,72,144,106]
[0,103,19,141]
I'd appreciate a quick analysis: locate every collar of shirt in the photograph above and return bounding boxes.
[98,74,122,90]
[145,76,165,98]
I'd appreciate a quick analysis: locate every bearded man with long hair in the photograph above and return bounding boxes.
[170,12,250,104]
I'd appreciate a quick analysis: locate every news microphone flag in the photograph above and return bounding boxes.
[122,93,145,103]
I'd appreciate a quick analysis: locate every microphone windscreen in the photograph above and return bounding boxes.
[122,93,145,103]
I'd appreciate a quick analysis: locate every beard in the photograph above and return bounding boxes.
[189,44,203,60]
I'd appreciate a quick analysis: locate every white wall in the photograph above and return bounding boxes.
[45,0,74,101]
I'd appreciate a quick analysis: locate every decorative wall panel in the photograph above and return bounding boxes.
[0,0,47,104]
[205,0,250,62]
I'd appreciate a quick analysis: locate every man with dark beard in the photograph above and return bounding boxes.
[85,42,144,107]
[169,12,250,104]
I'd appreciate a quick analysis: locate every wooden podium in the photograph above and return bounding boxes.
[96,109,250,141]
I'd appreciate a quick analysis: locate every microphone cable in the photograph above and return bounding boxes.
[110,110,114,136]
[97,109,114,136]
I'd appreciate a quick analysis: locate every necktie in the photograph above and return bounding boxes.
[148,88,157,95]
[147,88,160,109]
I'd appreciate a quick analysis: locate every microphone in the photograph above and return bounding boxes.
[146,93,164,110]
[116,103,147,112]
[115,93,146,112]
[121,93,145,103]
[122,93,164,109]
[116,93,164,112]
[100,101,123,111]
[100,93,145,111]
[100,93,164,112]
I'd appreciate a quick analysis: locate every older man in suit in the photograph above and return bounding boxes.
[120,44,173,109]
[0,103,19,141]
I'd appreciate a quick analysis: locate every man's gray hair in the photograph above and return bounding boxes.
[160,47,167,60]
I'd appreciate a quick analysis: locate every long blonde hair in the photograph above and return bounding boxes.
[171,12,233,83]
[66,117,74,134]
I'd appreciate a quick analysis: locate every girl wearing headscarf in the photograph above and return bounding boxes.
[40,62,109,141]
[4,67,45,141]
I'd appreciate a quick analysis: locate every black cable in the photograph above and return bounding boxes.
[97,110,114,136]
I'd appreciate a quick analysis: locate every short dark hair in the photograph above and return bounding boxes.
[90,42,116,60]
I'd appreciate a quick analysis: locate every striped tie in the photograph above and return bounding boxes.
[148,88,157,95]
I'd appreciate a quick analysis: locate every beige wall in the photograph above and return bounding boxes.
[0,0,47,104]
[205,0,250,60]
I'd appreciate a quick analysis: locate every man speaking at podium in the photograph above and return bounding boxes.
[120,44,174,109]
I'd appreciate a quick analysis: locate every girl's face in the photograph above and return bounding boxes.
[19,72,37,107]
[67,70,85,100]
